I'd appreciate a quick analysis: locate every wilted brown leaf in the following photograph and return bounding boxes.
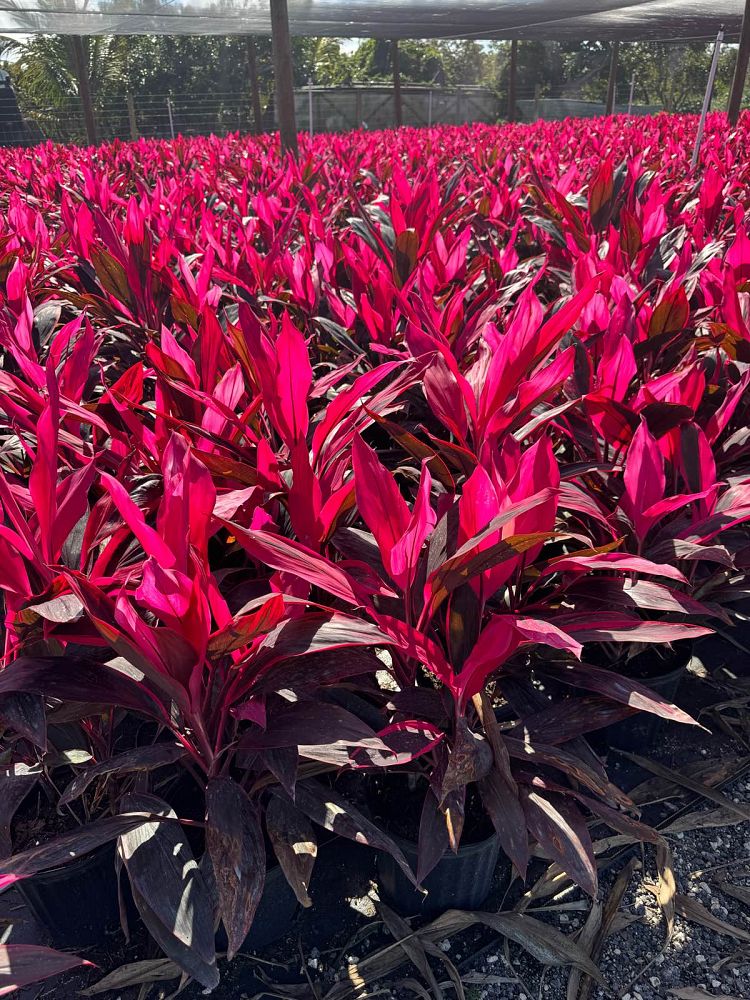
[79,958,180,995]
[669,989,744,1000]
[576,857,638,1000]
[675,894,750,943]
[621,753,750,822]
[566,899,602,1000]
[662,807,746,835]
[652,840,676,944]
[379,903,445,1000]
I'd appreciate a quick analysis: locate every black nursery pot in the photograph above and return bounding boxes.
[377,832,501,917]
[17,842,121,949]
[597,647,690,753]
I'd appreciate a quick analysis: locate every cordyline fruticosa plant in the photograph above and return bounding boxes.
[1,111,750,989]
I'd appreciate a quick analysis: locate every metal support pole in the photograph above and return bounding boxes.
[605,40,619,115]
[392,39,403,127]
[692,26,724,169]
[270,0,298,155]
[729,0,750,124]
[308,77,314,136]
[127,94,138,140]
[166,97,175,140]
[507,39,518,122]
[69,36,97,145]
[428,88,433,126]
[247,36,263,134]
[627,73,636,115]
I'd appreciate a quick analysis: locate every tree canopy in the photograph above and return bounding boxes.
[1,34,746,141]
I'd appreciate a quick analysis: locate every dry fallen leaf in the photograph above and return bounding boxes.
[379,903,446,1000]
[669,989,745,999]
[661,807,746,835]
[566,899,602,1000]
[621,753,750,824]
[325,907,608,1000]
[607,911,641,936]
[716,879,750,907]
[627,756,748,806]
[79,958,181,995]
[577,856,638,1000]
[651,840,676,944]
[675,894,750,943]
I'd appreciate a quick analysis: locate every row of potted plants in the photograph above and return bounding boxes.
[1,112,750,992]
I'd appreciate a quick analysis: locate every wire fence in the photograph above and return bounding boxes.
[0,81,703,148]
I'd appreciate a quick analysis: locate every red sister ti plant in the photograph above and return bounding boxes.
[2,112,750,990]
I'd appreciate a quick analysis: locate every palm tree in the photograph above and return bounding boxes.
[0,0,127,143]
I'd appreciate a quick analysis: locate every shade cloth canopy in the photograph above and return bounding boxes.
[0,0,741,40]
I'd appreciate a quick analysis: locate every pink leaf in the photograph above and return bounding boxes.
[101,474,176,568]
[622,420,665,540]
[545,553,687,583]
[275,313,312,446]
[390,462,436,587]
[229,524,383,607]
[352,435,410,578]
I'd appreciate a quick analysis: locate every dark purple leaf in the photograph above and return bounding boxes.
[505,736,627,805]
[0,657,167,721]
[544,660,698,725]
[440,718,492,802]
[290,779,417,887]
[508,696,633,744]
[416,787,449,883]
[59,744,187,808]
[2,812,158,880]
[118,793,218,989]
[261,747,299,799]
[478,765,529,878]
[0,692,46,750]
[240,701,387,754]
[266,794,317,907]
[0,771,37,858]
[206,777,265,962]
[521,789,598,895]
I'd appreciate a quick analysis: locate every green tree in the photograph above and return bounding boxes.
[618,42,713,112]
[434,40,488,86]
[349,38,445,84]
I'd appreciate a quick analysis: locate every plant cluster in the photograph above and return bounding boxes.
[1,112,750,991]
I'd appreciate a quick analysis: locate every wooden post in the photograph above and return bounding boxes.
[392,39,403,127]
[270,0,298,155]
[729,0,750,124]
[69,36,97,145]
[605,40,619,115]
[507,39,518,121]
[126,94,138,140]
[247,36,263,134]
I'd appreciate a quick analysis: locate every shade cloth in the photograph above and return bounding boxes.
[0,0,741,40]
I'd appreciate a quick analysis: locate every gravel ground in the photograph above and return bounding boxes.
[449,768,750,1000]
